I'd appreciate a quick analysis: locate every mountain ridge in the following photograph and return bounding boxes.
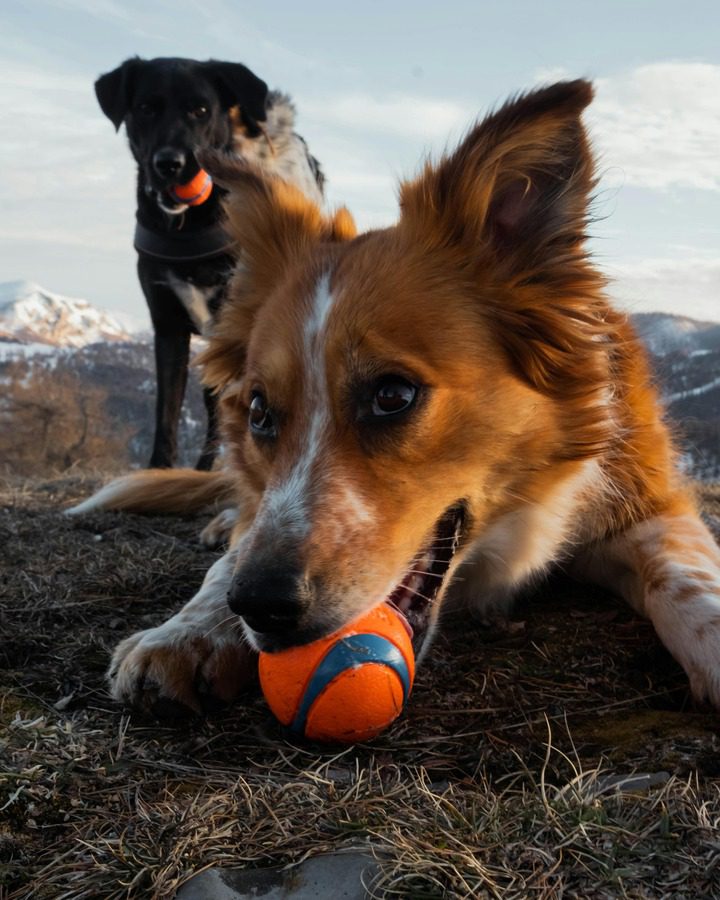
[0,280,135,348]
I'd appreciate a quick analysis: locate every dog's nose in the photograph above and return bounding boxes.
[228,567,308,635]
[152,148,186,180]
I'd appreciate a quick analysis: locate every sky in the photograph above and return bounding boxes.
[1,0,719,326]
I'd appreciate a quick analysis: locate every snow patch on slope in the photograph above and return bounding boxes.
[0,280,133,347]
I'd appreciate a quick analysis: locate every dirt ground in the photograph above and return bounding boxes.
[1,474,719,899]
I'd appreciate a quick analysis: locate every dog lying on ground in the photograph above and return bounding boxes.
[95,56,324,470]
[71,79,720,715]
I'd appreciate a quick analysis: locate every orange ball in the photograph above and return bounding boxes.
[258,604,415,743]
[170,169,213,206]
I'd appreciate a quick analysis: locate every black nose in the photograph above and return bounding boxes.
[228,567,308,635]
[152,148,186,180]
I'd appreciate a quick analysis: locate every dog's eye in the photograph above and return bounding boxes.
[137,102,157,118]
[372,377,417,417]
[189,105,209,119]
[249,391,276,437]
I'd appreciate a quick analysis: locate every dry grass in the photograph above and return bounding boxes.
[1,474,720,899]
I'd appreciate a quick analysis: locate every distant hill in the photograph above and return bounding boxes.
[633,313,720,481]
[0,281,205,471]
[0,283,718,479]
[0,280,133,348]
[632,311,720,357]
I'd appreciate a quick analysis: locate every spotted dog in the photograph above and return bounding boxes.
[95,56,323,469]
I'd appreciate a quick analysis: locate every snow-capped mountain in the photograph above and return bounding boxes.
[633,313,720,481]
[0,280,134,348]
[632,312,720,358]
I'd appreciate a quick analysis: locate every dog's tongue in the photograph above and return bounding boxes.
[168,169,213,206]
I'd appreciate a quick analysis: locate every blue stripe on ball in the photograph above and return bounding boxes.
[290,633,412,736]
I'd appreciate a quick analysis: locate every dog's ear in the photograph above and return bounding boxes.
[401,81,614,458]
[204,61,268,132]
[94,58,141,131]
[399,80,595,278]
[198,152,355,389]
[201,150,355,291]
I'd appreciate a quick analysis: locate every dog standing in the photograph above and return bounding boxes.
[95,56,324,469]
[74,80,720,716]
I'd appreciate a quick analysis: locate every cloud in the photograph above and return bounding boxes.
[539,63,720,192]
[594,63,720,191]
[606,255,720,322]
[0,58,136,253]
[44,0,132,22]
[302,93,473,141]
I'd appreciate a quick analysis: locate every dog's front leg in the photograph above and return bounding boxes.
[108,552,255,715]
[576,512,720,705]
[150,329,191,468]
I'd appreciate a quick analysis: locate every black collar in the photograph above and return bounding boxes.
[134,219,236,262]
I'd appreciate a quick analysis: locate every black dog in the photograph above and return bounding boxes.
[95,56,324,469]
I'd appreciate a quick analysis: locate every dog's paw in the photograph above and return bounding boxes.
[649,598,720,708]
[679,637,720,709]
[108,623,256,717]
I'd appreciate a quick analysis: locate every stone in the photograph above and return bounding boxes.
[593,771,671,795]
[176,849,381,900]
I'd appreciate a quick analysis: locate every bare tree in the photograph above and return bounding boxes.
[0,360,135,475]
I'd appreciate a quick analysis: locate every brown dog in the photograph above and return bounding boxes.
[71,80,720,715]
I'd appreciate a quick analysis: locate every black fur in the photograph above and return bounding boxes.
[95,56,321,469]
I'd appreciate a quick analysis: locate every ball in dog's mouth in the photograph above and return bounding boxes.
[386,502,466,656]
[236,502,466,656]
[149,169,214,215]
[168,169,213,207]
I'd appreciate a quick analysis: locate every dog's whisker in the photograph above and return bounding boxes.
[203,613,240,639]
[400,585,437,604]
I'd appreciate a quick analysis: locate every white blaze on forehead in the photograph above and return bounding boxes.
[260,272,336,537]
[304,270,335,344]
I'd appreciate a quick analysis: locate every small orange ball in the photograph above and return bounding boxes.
[170,169,213,206]
[258,604,415,743]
